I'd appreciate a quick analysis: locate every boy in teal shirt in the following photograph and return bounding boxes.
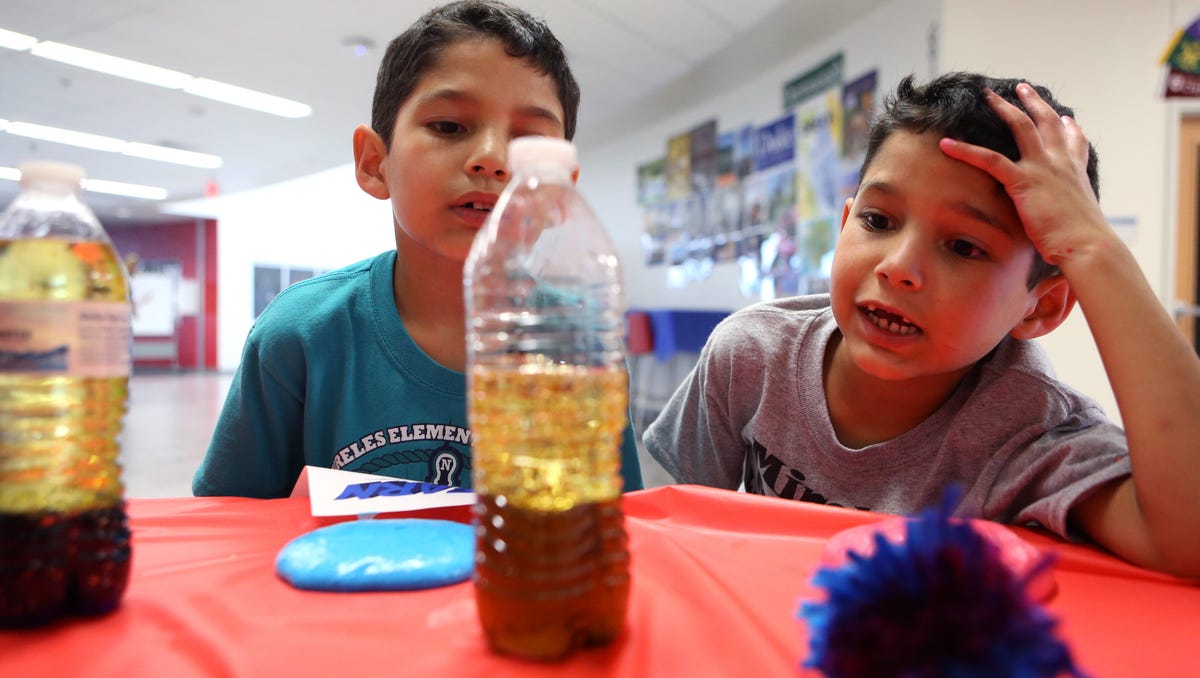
[194,1,643,498]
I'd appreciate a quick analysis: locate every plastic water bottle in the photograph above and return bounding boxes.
[0,161,132,626]
[465,137,630,660]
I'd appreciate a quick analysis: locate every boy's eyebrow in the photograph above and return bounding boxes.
[860,180,1016,236]
[418,88,563,128]
[946,199,1017,236]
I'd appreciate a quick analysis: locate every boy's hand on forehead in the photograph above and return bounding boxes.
[938,83,1110,268]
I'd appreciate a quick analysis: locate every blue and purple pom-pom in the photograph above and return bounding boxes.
[799,493,1086,677]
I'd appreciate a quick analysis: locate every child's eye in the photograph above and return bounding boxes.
[427,121,466,136]
[858,212,891,232]
[948,239,987,259]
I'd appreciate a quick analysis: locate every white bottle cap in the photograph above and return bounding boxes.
[508,137,577,174]
[18,161,85,191]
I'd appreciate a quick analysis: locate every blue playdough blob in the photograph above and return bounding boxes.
[275,519,475,591]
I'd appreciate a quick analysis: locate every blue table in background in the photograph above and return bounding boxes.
[637,309,730,363]
[625,308,731,432]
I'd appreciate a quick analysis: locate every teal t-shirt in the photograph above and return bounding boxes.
[193,250,644,498]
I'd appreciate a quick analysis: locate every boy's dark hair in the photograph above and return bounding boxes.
[861,72,1100,288]
[370,0,580,147]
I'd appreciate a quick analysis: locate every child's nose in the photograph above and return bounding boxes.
[467,132,509,181]
[875,237,923,290]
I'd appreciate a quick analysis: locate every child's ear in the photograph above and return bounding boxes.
[353,124,390,200]
[839,197,854,232]
[1010,273,1076,340]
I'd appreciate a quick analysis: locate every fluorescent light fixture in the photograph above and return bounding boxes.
[81,178,168,200]
[184,78,312,118]
[4,27,312,119]
[0,165,166,200]
[0,28,37,51]
[30,41,192,89]
[6,121,126,152]
[3,119,222,168]
[123,142,222,169]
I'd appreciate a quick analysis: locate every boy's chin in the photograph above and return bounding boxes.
[845,344,975,386]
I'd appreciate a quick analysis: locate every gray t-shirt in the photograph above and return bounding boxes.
[643,294,1131,540]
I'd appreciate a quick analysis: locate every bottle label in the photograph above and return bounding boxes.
[0,300,132,377]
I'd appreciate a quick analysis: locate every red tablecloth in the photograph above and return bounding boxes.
[2,485,1197,677]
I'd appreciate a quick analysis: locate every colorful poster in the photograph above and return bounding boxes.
[734,124,756,179]
[689,119,718,195]
[640,204,669,266]
[794,94,841,296]
[792,84,843,223]
[637,157,667,206]
[754,113,795,172]
[710,182,742,263]
[130,268,178,337]
[744,113,801,299]
[841,71,876,163]
[838,69,878,211]
[1162,17,1200,97]
[630,51,859,296]
[786,54,844,298]
[712,126,749,265]
[742,164,799,300]
[665,132,692,199]
[716,130,737,188]
[783,53,844,110]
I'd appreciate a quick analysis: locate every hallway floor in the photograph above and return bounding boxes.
[121,371,234,498]
[119,370,671,498]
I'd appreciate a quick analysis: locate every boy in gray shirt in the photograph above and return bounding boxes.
[645,72,1200,577]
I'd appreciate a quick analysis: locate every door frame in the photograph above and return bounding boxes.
[1174,115,1200,346]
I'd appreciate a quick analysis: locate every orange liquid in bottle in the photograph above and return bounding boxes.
[469,364,630,660]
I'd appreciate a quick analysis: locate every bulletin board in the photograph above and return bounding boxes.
[130,262,180,338]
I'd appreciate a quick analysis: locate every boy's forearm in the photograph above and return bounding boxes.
[1062,229,1200,571]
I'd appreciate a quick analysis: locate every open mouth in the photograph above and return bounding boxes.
[458,201,493,214]
[862,303,921,336]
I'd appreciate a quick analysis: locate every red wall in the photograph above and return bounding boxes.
[108,219,218,370]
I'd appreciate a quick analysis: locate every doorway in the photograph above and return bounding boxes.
[1175,115,1200,352]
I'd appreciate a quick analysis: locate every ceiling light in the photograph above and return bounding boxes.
[3,119,222,168]
[123,142,222,169]
[82,178,168,200]
[341,35,376,57]
[6,121,126,152]
[183,78,312,118]
[31,41,192,89]
[0,166,166,200]
[2,27,312,118]
[0,28,37,51]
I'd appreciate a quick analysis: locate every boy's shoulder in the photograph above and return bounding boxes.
[724,293,831,322]
[721,293,832,331]
[708,294,833,353]
[974,337,1111,423]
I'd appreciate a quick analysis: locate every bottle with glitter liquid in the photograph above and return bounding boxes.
[464,137,630,660]
[0,162,133,626]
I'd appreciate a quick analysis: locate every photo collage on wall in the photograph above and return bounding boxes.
[637,53,877,300]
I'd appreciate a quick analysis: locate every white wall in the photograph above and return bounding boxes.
[171,164,393,370]
[190,0,1199,423]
